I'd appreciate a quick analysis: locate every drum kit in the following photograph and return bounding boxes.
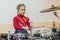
[7,5,60,40]
[32,5,60,40]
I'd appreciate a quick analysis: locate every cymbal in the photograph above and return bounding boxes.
[40,5,60,13]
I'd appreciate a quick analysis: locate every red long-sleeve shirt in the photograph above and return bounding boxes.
[13,14,30,30]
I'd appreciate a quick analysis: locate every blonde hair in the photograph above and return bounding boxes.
[17,4,26,11]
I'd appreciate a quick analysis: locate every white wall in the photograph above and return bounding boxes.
[0,0,60,24]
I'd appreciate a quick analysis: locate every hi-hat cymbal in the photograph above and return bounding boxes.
[40,5,60,13]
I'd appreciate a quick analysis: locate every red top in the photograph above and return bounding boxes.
[13,13,30,30]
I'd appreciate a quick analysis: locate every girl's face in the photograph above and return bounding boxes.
[18,6,26,15]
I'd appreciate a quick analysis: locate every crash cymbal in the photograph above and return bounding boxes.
[40,5,60,13]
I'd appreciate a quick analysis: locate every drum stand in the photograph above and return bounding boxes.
[30,21,33,40]
[8,31,10,40]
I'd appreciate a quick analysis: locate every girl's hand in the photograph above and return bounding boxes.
[27,30,31,34]
[22,26,29,30]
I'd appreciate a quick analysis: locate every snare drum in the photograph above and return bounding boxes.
[14,33,26,38]
[12,32,30,40]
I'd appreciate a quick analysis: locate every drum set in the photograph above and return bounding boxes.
[1,5,60,40]
[9,5,60,40]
